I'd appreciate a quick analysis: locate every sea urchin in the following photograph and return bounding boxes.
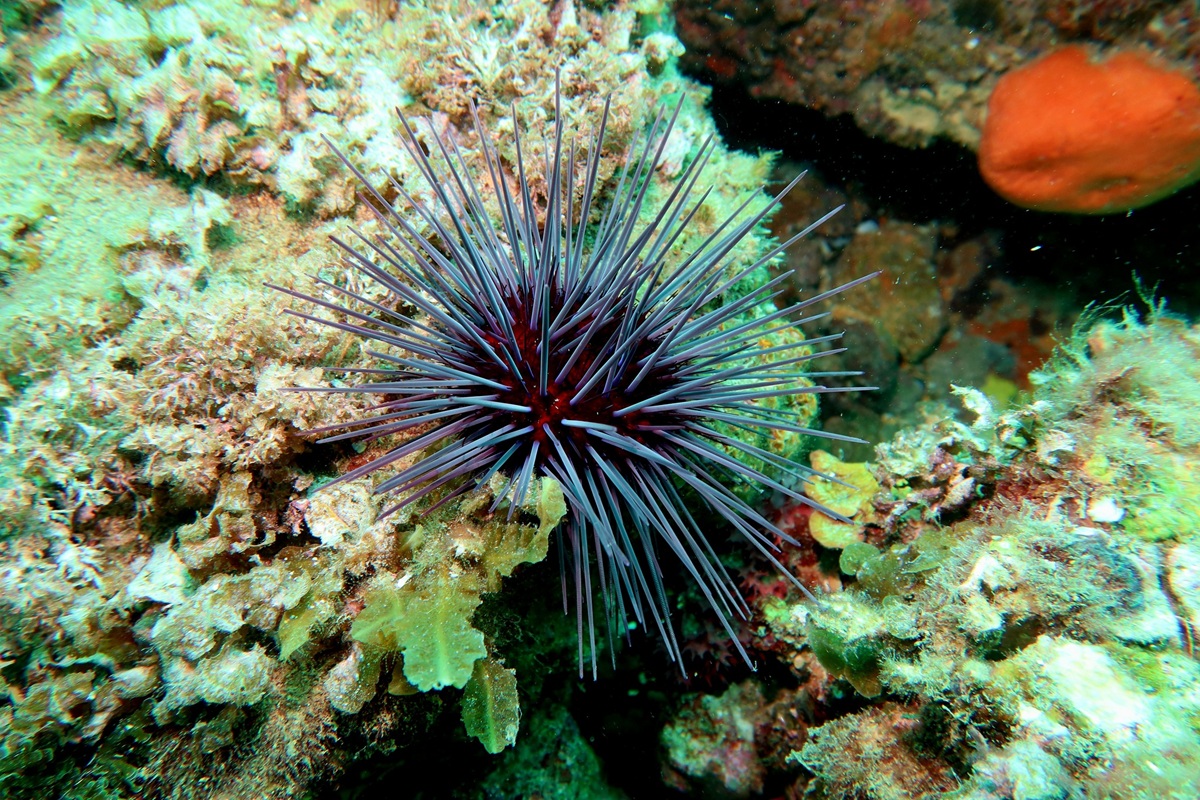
[272,80,875,676]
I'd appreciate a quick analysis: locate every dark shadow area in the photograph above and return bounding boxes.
[707,83,1200,317]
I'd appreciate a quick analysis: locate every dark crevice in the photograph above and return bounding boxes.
[704,81,1200,317]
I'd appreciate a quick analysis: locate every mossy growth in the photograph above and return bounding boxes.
[800,590,914,698]
[843,529,953,601]
[1029,308,1200,544]
[795,703,961,798]
[1121,451,1200,543]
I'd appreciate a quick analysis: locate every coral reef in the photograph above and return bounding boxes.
[0,0,819,796]
[1,0,1198,798]
[660,307,1200,798]
[22,0,721,221]
[764,202,1061,460]
[675,0,995,150]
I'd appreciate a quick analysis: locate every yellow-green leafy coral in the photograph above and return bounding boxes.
[806,450,880,549]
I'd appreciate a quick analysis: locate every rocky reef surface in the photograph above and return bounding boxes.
[663,308,1200,799]
[675,0,1200,181]
[0,1,1197,799]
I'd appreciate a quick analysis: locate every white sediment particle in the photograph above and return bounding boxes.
[959,553,1014,593]
[1087,496,1125,523]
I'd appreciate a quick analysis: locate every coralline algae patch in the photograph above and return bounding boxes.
[661,311,1200,799]
[0,96,207,391]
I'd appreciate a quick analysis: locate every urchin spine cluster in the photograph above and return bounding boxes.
[272,81,874,676]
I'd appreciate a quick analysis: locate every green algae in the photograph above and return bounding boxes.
[806,618,884,697]
[839,529,953,600]
[352,565,488,691]
[349,478,564,693]
[276,556,342,661]
[839,540,880,575]
[461,656,521,754]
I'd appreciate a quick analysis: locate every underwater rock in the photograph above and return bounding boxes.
[1108,547,1182,648]
[662,680,768,798]
[157,642,274,717]
[5,0,1200,797]
[715,311,1200,798]
[675,0,993,150]
[796,702,962,799]
[1166,540,1200,635]
[674,0,1200,166]
[323,642,382,715]
[832,221,946,364]
[962,739,1079,800]
[482,703,628,800]
[124,541,193,606]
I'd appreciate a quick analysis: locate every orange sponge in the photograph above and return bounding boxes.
[978,47,1200,214]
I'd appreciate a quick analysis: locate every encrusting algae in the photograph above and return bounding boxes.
[1,1,1199,799]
